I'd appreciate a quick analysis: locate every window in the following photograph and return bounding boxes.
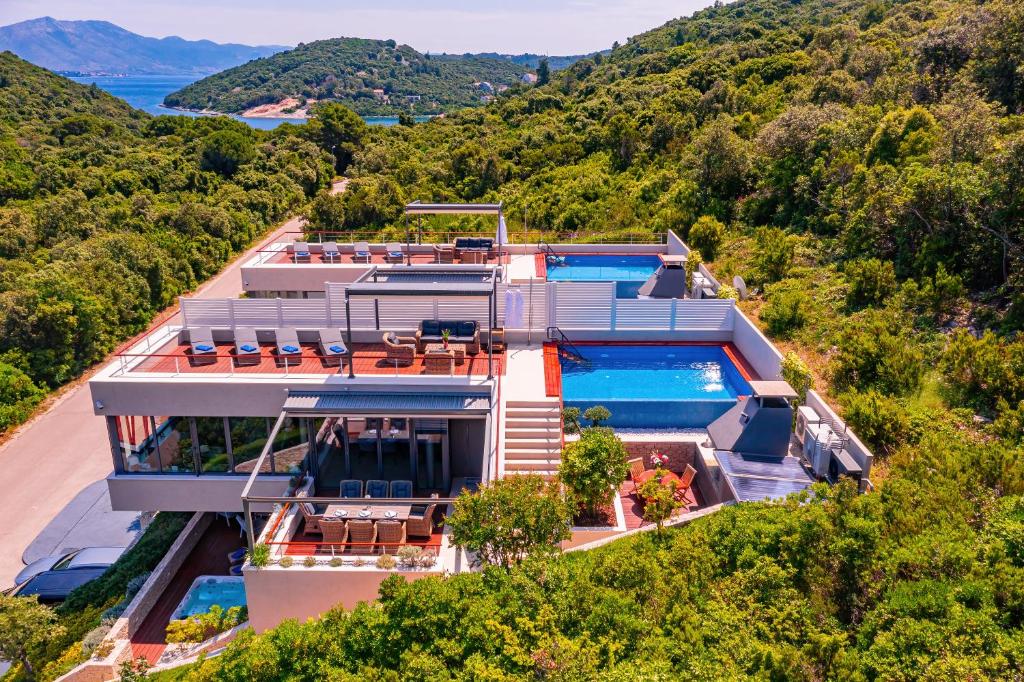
[195,417,229,473]
[229,417,270,473]
[162,418,196,473]
[271,416,308,474]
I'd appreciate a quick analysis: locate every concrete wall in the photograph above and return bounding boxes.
[730,308,783,379]
[108,473,290,513]
[243,566,442,632]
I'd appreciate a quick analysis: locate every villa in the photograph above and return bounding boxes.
[87,202,873,644]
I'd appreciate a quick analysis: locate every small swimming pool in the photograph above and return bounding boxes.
[171,576,247,620]
[560,345,752,429]
[546,254,661,298]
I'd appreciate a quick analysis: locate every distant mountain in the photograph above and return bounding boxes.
[0,17,288,76]
[164,37,533,117]
[470,51,608,71]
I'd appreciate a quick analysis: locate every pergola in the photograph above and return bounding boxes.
[343,266,500,379]
[403,201,505,266]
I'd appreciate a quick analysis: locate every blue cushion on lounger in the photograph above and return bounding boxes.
[422,320,441,336]
[195,343,214,352]
[240,344,257,352]
[282,344,299,353]
[389,251,402,258]
[457,321,476,337]
[329,344,344,353]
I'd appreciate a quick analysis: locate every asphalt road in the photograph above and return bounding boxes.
[0,182,343,588]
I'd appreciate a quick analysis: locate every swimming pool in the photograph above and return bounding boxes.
[546,254,661,298]
[560,345,752,429]
[171,576,247,620]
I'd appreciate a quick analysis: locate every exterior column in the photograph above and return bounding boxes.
[106,416,124,473]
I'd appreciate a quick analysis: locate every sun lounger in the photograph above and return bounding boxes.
[385,242,404,263]
[352,241,371,263]
[322,241,341,262]
[292,241,311,262]
[318,328,348,366]
[274,328,302,361]
[233,327,261,365]
[189,327,217,364]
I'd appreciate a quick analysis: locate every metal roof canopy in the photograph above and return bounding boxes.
[404,201,503,215]
[342,266,499,379]
[714,450,814,503]
[284,390,491,416]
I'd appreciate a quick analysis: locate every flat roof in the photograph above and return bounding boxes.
[749,380,799,399]
[284,390,491,415]
[715,451,814,502]
[404,201,502,215]
[347,266,498,297]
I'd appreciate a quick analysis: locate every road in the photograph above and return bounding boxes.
[0,181,343,587]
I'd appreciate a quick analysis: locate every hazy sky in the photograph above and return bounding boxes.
[0,0,716,54]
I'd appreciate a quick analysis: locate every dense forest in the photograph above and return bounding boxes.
[169,0,1024,678]
[164,38,531,117]
[0,51,335,431]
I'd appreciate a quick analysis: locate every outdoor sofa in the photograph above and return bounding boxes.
[414,320,480,354]
[453,237,494,259]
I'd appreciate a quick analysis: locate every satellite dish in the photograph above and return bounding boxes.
[733,275,748,300]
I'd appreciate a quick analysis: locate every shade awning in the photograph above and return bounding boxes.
[284,391,491,416]
[404,201,502,215]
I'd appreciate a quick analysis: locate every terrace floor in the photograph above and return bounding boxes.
[130,518,242,664]
[263,251,504,266]
[618,480,703,530]
[282,514,445,557]
[128,341,506,376]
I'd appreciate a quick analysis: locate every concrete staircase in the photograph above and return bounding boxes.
[502,398,563,477]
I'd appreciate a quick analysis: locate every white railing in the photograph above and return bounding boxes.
[549,282,735,332]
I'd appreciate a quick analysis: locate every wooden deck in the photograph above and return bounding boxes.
[130,519,242,664]
[129,341,505,376]
[283,516,444,556]
[618,480,702,530]
[542,342,561,397]
[265,251,502,266]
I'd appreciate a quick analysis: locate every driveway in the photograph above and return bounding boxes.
[0,182,341,588]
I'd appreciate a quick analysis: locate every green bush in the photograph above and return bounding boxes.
[845,258,897,309]
[939,330,1024,414]
[830,312,924,396]
[716,284,739,300]
[165,605,247,644]
[247,543,270,569]
[559,428,629,521]
[582,405,611,426]
[752,226,795,284]
[761,287,806,339]
[685,249,703,290]
[561,406,581,434]
[780,351,814,404]
[840,389,910,454]
[687,215,725,260]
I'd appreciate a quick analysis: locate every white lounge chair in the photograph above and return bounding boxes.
[292,241,311,262]
[385,242,404,263]
[318,328,347,367]
[352,241,371,263]
[322,241,341,262]
[274,328,302,363]
[188,327,217,364]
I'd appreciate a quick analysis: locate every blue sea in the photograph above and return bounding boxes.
[69,74,426,130]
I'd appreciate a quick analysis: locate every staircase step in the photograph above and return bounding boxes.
[504,448,561,460]
[505,408,561,418]
[504,469,558,478]
[506,428,562,439]
[505,418,561,429]
[506,399,561,408]
[504,458,561,471]
[503,437,561,450]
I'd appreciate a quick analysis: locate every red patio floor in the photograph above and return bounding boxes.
[264,251,502,266]
[618,480,702,530]
[130,518,242,665]
[283,517,444,556]
[128,341,505,376]
[542,342,561,397]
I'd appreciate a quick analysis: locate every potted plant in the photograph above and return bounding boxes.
[441,328,451,349]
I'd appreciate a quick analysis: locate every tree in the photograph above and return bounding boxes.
[845,258,897,309]
[305,190,346,229]
[397,111,415,127]
[306,102,367,174]
[780,351,814,405]
[685,249,703,291]
[199,130,255,177]
[688,216,725,260]
[638,477,680,536]
[582,405,611,426]
[752,226,796,284]
[447,475,571,568]
[0,595,65,679]
[537,59,551,86]
[559,428,630,520]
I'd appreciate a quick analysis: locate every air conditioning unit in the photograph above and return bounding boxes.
[804,422,841,478]
[828,448,863,484]
[795,405,821,445]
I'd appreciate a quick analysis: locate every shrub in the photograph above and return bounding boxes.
[303,556,316,568]
[830,312,924,396]
[329,557,344,568]
[376,554,397,570]
[80,625,110,656]
[752,226,795,283]
[992,399,1024,444]
[562,406,581,434]
[447,474,571,569]
[780,351,814,404]
[840,389,910,454]
[278,556,293,568]
[761,287,806,339]
[582,405,611,426]
[939,330,1024,414]
[845,258,896,308]
[559,428,630,521]
[248,544,270,569]
[166,605,247,644]
[716,284,739,300]
[637,478,680,535]
[685,249,703,290]
[688,216,725,260]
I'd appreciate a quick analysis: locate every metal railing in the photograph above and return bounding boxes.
[546,326,590,365]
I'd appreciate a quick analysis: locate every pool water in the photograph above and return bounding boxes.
[546,255,661,298]
[172,576,247,620]
[560,345,752,429]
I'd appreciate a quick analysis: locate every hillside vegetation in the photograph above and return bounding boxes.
[164,38,531,117]
[0,52,335,431]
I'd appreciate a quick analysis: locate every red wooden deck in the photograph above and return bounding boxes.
[265,251,501,266]
[534,253,546,278]
[129,341,505,377]
[542,342,562,398]
[283,517,444,556]
[618,480,702,530]
[130,519,243,664]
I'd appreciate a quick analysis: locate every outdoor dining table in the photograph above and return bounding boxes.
[634,469,690,503]
[323,501,413,522]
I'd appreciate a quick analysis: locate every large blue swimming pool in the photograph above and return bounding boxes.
[546,254,661,298]
[560,345,752,429]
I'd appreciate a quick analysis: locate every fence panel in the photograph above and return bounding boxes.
[615,299,673,330]
[552,282,614,330]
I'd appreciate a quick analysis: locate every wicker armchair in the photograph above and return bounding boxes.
[406,503,437,539]
[383,332,416,366]
[319,517,347,552]
[376,520,406,554]
[296,490,324,534]
[433,244,455,263]
[346,519,376,555]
